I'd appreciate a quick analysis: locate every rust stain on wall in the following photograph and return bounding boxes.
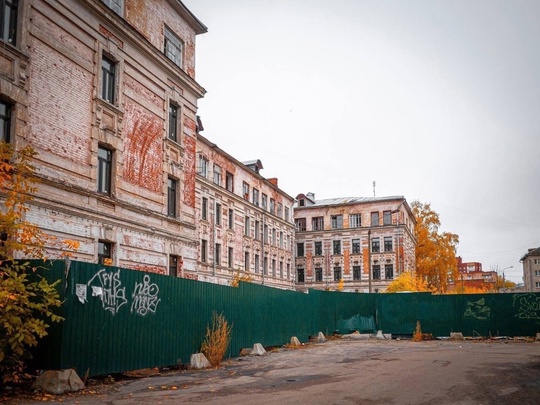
[183,134,196,208]
[123,103,163,193]
[344,250,350,275]
[306,251,313,276]
[363,248,370,274]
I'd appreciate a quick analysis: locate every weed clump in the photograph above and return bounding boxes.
[412,321,423,342]
[201,311,232,367]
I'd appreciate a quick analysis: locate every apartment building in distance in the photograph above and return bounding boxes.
[194,134,296,289]
[520,247,540,292]
[294,193,416,292]
[451,257,497,291]
[1,0,207,274]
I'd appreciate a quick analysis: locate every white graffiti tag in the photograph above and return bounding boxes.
[131,275,161,316]
[513,294,540,321]
[87,269,127,315]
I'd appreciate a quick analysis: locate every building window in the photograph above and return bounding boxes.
[352,239,361,254]
[272,228,276,245]
[201,239,207,262]
[534,259,540,265]
[373,264,381,280]
[270,198,275,215]
[287,263,291,280]
[535,281,540,289]
[254,220,260,240]
[242,182,250,200]
[244,252,250,272]
[102,0,123,15]
[272,259,276,277]
[215,203,221,225]
[297,268,305,283]
[315,267,323,282]
[98,240,113,265]
[198,155,208,177]
[384,236,393,252]
[264,224,268,243]
[280,261,284,278]
[97,146,113,195]
[331,215,343,229]
[535,270,540,276]
[297,242,304,257]
[0,101,11,143]
[202,197,208,220]
[169,255,179,277]
[168,103,178,142]
[263,256,268,275]
[228,209,234,229]
[333,240,341,255]
[213,164,222,185]
[254,254,260,273]
[214,243,221,266]
[167,177,177,218]
[277,203,283,218]
[371,212,380,226]
[385,264,394,279]
[244,216,250,237]
[314,241,322,256]
[312,217,324,231]
[349,214,361,228]
[371,237,380,253]
[228,247,233,268]
[285,207,290,221]
[164,26,183,68]
[295,218,306,231]
[226,171,234,192]
[279,231,283,248]
[1,0,18,44]
[353,265,361,280]
[261,193,267,210]
[383,210,392,225]
[252,188,259,206]
[334,266,342,281]
[101,55,116,104]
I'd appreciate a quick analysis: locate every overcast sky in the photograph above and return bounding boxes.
[185,0,540,283]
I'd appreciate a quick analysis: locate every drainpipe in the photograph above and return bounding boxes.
[368,229,372,293]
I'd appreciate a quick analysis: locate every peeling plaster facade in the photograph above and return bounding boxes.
[294,194,416,292]
[2,0,207,274]
[194,134,296,289]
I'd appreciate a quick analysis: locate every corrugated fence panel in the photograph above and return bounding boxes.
[31,260,540,376]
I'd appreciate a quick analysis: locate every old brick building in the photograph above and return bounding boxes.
[294,194,416,292]
[194,134,295,289]
[2,0,207,274]
[521,247,540,292]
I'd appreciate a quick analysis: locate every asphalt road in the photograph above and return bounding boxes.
[12,338,540,404]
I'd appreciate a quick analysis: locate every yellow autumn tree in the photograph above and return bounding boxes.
[412,201,459,294]
[0,142,64,383]
[386,271,431,293]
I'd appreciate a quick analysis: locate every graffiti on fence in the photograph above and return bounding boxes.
[131,274,161,316]
[82,269,161,316]
[513,294,540,322]
[463,298,491,320]
[87,268,127,315]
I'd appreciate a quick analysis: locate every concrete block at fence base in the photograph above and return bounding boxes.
[450,332,464,341]
[375,330,386,340]
[240,348,253,356]
[536,333,540,341]
[317,332,326,343]
[290,336,301,346]
[31,369,85,395]
[190,353,211,369]
[252,343,266,356]
[342,333,370,340]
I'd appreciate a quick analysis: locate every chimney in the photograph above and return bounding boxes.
[268,178,278,187]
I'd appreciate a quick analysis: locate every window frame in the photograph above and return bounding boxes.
[353,265,361,280]
[1,0,18,45]
[297,268,305,283]
[333,240,341,255]
[214,243,221,266]
[169,254,179,277]
[314,241,323,256]
[213,164,222,186]
[383,210,392,225]
[164,26,183,68]
[97,145,113,195]
[297,242,305,257]
[198,155,209,177]
[101,54,116,104]
[312,216,324,231]
[167,177,178,218]
[373,264,381,280]
[385,264,394,280]
[225,171,234,192]
[168,102,178,142]
[349,213,361,228]
[201,197,208,220]
[384,236,393,252]
[333,266,342,281]
[228,246,233,268]
[201,239,207,262]
[0,100,11,143]
[371,237,380,253]
[215,202,221,225]
[331,215,343,229]
[352,238,361,254]
[98,240,113,265]
[315,267,323,282]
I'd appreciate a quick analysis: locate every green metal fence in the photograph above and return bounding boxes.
[32,260,540,377]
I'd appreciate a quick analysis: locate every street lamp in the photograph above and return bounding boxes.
[501,266,513,292]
